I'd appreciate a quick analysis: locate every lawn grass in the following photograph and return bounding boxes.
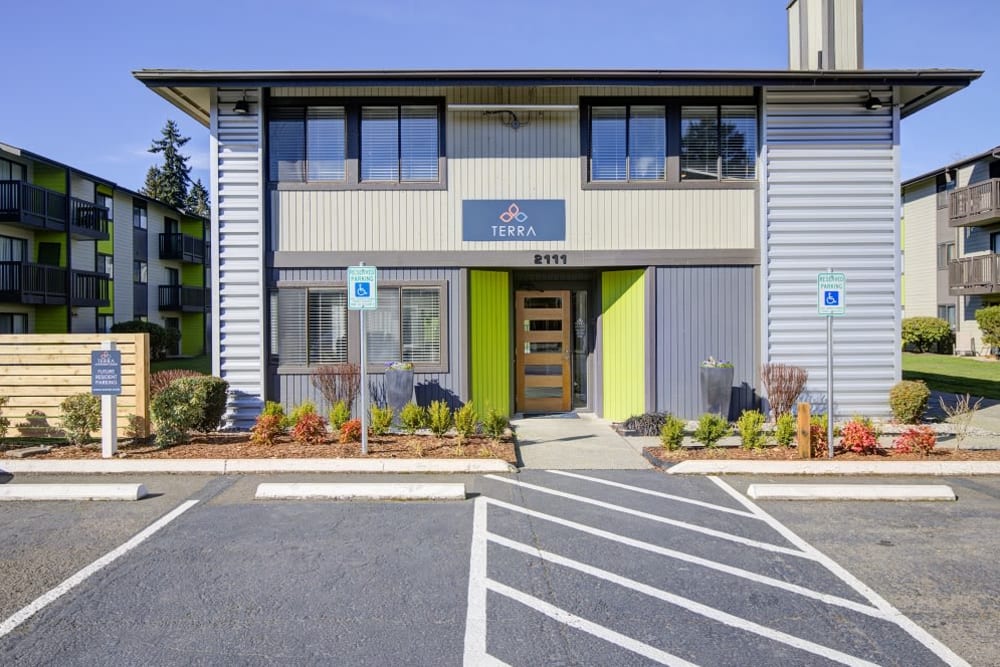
[151,355,211,375]
[902,352,1000,400]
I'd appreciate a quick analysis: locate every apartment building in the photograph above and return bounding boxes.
[0,142,209,356]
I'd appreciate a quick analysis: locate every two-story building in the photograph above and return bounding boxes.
[902,146,1000,356]
[135,1,979,428]
[0,142,209,355]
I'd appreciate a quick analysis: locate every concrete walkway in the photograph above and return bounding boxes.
[512,412,652,470]
[929,390,1000,434]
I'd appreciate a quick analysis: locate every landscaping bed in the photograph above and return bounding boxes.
[644,444,1000,463]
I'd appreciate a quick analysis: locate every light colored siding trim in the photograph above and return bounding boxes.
[763,87,897,418]
[69,238,95,271]
[213,87,265,428]
[69,173,93,201]
[601,269,645,421]
[111,191,134,320]
[469,270,511,415]
[271,86,754,99]
[901,180,937,318]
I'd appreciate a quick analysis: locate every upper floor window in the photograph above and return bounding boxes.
[132,199,147,229]
[99,253,114,279]
[361,105,439,182]
[590,106,666,182]
[0,235,27,262]
[133,260,147,284]
[937,242,955,269]
[97,192,113,220]
[269,106,346,182]
[0,158,24,181]
[681,105,757,180]
[0,313,28,334]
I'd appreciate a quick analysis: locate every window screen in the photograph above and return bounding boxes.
[307,290,348,364]
[307,107,346,181]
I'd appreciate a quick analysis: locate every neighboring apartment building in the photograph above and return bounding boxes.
[0,142,209,356]
[135,0,979,428]
[902,146,1000,356]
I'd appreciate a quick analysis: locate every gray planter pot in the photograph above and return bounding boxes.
[699,366,735,419]
[385,368,414,416]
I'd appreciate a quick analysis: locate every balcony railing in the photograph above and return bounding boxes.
[69,197,109,240]
[0,180,67,231]
[158,285,207,312]
[72,270,110,308]
[949,179,1000,227]
[158,233,205,263]
[949,253,1000,296]
[0,261,67,304]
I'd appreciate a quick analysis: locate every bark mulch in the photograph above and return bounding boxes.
[645,445,1000,462]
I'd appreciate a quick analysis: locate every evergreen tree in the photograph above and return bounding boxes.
[142,165,167,201]
[146,120,192,209]
[185,178,211,217]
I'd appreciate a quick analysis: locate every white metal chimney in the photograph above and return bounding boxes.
[788,0,863,70]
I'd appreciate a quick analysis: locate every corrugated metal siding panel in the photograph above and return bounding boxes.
[469,270,511,415]
[900,181,937,318]
[69,174,93,201]
[601,269,645,420]
[654,266,757,419]
[111,191,133,320]
[70,238,94,271]
[763,87,898,418]
[214,88,265,428]
[275,267,467,413]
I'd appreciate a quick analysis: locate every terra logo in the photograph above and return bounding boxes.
[493,202,536,237]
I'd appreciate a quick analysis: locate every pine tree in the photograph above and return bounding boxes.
[142,165,166,200]
[146,120,192,209]
[185,178,211,217]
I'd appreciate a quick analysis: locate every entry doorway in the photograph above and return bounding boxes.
[514,289,590,414]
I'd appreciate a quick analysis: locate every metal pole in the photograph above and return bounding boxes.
[360,297,369,456]
[101,340,118,459]
[826,314,834,459]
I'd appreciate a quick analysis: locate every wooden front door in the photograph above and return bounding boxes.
[515,290,572,413]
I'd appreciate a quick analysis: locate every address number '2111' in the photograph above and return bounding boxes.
[534,254,568,265]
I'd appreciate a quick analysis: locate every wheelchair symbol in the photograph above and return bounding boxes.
[355,282,370,298]
[824,290,839,306]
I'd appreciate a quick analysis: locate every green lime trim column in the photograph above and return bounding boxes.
[181,313,204,356]
[470,270,511,416]
[601,269,645,421]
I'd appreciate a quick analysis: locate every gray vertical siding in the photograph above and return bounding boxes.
[653,266,757,419]
[273,267,467,415]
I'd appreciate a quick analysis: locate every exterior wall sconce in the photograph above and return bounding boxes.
[234,93,250,115]
[864,92,884,111]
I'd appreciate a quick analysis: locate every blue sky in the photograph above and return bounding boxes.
[1,0,996,191]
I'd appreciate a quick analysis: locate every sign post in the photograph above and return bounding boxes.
[91,341,122,458]
[347,264,378,455]
[817,270,846,459]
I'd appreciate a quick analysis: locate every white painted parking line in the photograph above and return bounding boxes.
[254,482,466,501]
[710,477,971,667]
[483,475,811,559]
[0,483,148,501]
[484,497,884,619]
[0,499,199,640]
[463,497,507,666]
[487,580,700,667]
[546,470,761,519]
[489,532,881,667]
[746,484,957,501]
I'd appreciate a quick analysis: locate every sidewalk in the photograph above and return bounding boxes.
[512,412,652,470]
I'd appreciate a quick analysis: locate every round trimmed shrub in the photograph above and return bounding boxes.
[901,317,952,353]
[888,380,930,424]
[110,320,180,361]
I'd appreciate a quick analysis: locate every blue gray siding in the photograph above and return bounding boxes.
[652,266,757,419]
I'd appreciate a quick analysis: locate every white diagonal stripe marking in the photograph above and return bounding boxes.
[483,475,810,558]
[463,497,508,666]
[545,470,760,519]
[490,533,881,667]
[484,497,884,619]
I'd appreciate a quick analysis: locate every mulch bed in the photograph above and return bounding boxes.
[31,432,517,465]
[645,446,1000,462]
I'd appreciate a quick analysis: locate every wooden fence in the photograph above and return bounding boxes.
[0,334,149,437]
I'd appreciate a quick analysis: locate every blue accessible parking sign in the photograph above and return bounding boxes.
[347,266,378,310]
[817,272,846,316]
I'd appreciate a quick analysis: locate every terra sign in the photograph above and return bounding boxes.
[462,200,566,241]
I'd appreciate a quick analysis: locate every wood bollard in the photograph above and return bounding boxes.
[796,402,811,459]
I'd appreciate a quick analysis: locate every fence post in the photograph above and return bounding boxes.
[134,333,150,437]
[796,402,811,459]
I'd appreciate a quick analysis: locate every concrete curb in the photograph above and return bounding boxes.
[255,482,467,501]
[746,483,957,501]
[0,458,516,476]
[667,460,1000,475]
[0,483,148,501]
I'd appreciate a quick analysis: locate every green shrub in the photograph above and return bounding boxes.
[329,400,351,431]
[427,400,453,437]
[482,409,509,441]
[369,405,394,436]
[735,409,767,450]
[151,381,203,448]
[173,376,228,433]
[125,414,149,441]
[0,395,10,441]
[262,401,286,419]
[888,380,930,424]
[150,369,204,397]
[60,393,101,446]
[454,402,479,440]
[975,305,1000,350]
[285,401,317,430]
[659,414,686,450]
[111,319,180,361]
[399,402,427,435]
[774,412,796,447]
[694,413,730,448]
[901,317,953,353]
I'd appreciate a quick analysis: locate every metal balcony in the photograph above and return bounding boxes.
[949,253,1000,296]
[69,197,110,240]
[158,285,207,312]
[0,261,67,304]
[72,270,111,307]
[0,180,67,231]
[949,179,1000,227]
[158,233,205,263]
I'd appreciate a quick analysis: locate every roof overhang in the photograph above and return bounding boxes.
[134,68,982,128]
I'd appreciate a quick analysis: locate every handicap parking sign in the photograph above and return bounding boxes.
[347,266,378,310]
[355,282,370,298]
[817,273,846,316]
[824,291,839,306]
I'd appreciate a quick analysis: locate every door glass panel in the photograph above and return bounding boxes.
[526,319,562,331]
[525,387,563,398]
[525,364,562,376]
[523,297,562,309]
[527,342,562,353]
[572,290,589,408]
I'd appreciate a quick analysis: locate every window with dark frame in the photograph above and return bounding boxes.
[938,304,956,329]
[590,105,667,182]
[0,313,28,334]
[97,192,113,220]
[937,242,956,269]
[132,199,147,229]
[681,105,757,180]
[367,286,443,367]
[0,158,25,182]
[133,260,147,284]
[97,315,113,334]
[99,253,113,279]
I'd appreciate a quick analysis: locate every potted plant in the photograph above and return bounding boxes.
[384,361,415,417]
[699,357,735,420]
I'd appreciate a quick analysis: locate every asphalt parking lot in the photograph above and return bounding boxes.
[1,471,998,665]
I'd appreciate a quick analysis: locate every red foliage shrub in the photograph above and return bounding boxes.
[290,412,328,446]
[150,369,203,397]
[249,414,283,447]
[340,418,362,444]
[841,419,880,455]
[893,425,937,456]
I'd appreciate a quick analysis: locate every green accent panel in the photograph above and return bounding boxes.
[470,270,511,416]
[32,165,66,194]
[35,305,67,334]
[180,216,204,239]
[99,290,113,316]
[181,312,205,356]
[34,232,66,268]
[182,263,203,287]
[97,219,113,255]
[601,269,646,421]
